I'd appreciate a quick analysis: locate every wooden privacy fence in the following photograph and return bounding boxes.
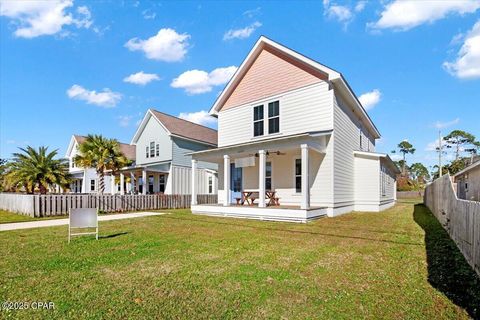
[424,174,480,276]
[0,193,217,218]
[397,190,424,199]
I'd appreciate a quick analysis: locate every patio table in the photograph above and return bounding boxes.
[241,189,279,206]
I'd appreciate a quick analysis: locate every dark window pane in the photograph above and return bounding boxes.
[268,118,279,134]
[266,162,272,176]
[268,101,279,117]
[254,121,264,137]
[295,176,301,193]
[295,159,302,175]
[253,105,263,121]
[266,177,272,190]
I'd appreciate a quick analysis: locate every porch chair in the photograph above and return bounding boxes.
[68,208,99,243]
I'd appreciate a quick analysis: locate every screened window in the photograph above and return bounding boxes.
[253,105,264,137]
[159,175,165,193]
[150,142,155,157]
[208,176,213,194]
[266,162,272,190]
[295,159,302,193]
[146,146,149,158]
[90,179,95,192]
[156,144,160,157]
[381,167,386,196]
[268,101,280,134]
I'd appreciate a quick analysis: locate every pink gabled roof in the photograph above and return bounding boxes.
[73,135,136,160]
[150,110,218,146]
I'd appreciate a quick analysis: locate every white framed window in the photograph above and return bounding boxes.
[156,144,160,157]
[90,179,96,192]
[253,105,264,137]
[146,146,149,158]
[150,141,155,157]
[295,158,302,193]
[266,161,272,190]
[208,176,213,194]
[159,175,166,193]
[268,101,280,134]
[359,128,363,150]
[381,167,386,196]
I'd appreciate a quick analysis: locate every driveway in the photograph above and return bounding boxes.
[0,212,166,231]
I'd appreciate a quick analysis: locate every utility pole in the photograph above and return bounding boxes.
[438,130,443,177]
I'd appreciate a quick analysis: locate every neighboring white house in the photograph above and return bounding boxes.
[66,135,136,194]
[190,36,399,222]
[453,158,480,201]
[66,109,218,195]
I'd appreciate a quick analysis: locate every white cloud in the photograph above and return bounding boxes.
[354,1,367,13]
[223,22,262,40]
[390,154,403,161]
[243,7,261,18]
[369,0,480,31]
[358,89,381,110]
[426,138,447,151]
[117,115,132,127]
[125,28,190,62]
[67,85,122,107]
[443,20,480,79]
[433,118,460,129]
[142,9,156,20]
[178,110,217,126]
[0,0,93,38]
[325,4,352,23]
[123,71,160,85]
[171,66,237,94]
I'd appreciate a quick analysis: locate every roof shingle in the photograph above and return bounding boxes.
[150,109,217,146]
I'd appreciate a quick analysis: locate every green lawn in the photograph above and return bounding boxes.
[1,200,479,319]
[0,210,37,224]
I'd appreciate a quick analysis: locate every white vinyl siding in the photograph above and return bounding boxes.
[135,115,172,165]
[169,165,217,195]
[333,93,362,206]
[354,155,380,205]
[217,82,333,147]
[380,162,396,201]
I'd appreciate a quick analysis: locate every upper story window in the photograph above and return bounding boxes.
[253,105,264,137]
[150,142,155,157]
[359,128,363,150]
[156,144,160,157]
[268,101,280,134]
[145,146,149,158]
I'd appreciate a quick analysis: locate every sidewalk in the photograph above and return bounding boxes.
[0,212,166,231]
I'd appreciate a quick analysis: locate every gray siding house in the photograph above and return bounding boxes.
[67,109,218,195]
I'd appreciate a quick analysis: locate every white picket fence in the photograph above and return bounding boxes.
[424,174,480,276]
[0,193,217,217]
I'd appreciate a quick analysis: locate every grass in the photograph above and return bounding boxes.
[0,210,38,224]
[0,199,479,319]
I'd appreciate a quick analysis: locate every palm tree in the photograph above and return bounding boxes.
[74,135,130,194]
[6,146,71,194]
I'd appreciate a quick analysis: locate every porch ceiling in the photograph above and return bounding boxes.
[191,130,332,161]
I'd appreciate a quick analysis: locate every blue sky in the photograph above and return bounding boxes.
[1,0,479,171]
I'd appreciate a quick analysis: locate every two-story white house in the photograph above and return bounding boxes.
[190,36,399,222]
[66,110,218,195]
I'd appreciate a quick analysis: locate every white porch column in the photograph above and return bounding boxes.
[130,172,135,194]
[120,173,125,195]
[301,144,310,209]
[224,155,231,206]
[191,159,198,205]
[81,169,87,193]
[258,150,266,208]
[142,169,147,195]
[110,174,116,195]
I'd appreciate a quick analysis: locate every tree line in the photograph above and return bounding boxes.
[392,129,480,191]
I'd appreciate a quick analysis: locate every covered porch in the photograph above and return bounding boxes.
[108,162,170,195]
[190,131,331,222]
